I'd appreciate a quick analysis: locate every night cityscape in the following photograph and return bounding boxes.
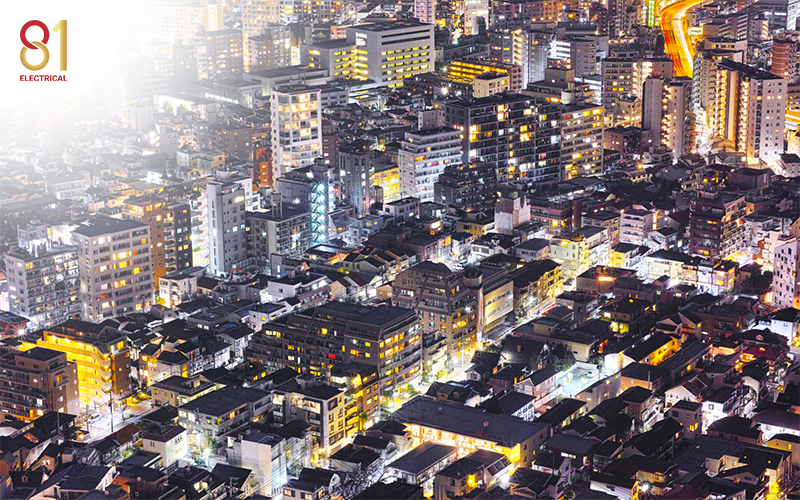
[1,0,800,498]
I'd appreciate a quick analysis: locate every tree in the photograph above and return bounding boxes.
[548,344,576,372]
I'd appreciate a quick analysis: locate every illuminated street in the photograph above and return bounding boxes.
[660,0,708,76]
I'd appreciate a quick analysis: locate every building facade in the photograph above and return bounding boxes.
[399,128,463,203]
[72,217,154,322]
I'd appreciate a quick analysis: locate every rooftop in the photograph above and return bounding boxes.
[394,396,549,448]
[73,217,147,237]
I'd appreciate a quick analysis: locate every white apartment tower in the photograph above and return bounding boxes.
[346,21,435,87]
[713,61,787,166]
[662,78,694,162]
[206,179,253,276]
[399,127,463,202]
[270,85,323,183]
[415,0,435,24]
[773,238,800,309]
[72,217,154,322]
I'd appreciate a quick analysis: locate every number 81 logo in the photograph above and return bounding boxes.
[20,20,67,71]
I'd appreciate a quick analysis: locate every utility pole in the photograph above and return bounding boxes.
[109,393,115,434]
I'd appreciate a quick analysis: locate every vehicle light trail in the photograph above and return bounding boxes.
[659,0,707,77]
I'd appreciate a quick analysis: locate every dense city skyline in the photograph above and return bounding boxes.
[0,0,799,499]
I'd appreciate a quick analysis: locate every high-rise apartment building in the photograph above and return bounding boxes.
[248,302,423,388]
[4,226,80,330]
[399,128,463,203]
[123,196,193,284]
[689,191,746,259]
[247,206,313,268]
[270,85,323,182]
[434,162,498,212]
[642,75,667,145]
[772,32,800,83]
[0,348,80,421]
[521,29,555,84]
[129,0,224,46]
[560,102,604,179]
[712,61,786,165]
[278,0,341,23]
[30,320,132,403]
[551,37,598,78]
[393,262,481,355]
[339,141,374,217]
[693,46,745,121]
[347,21,435,87]
[206,179,252,276]
[194,29,245,79]
[415,0,435,23]
[601,58,637,125]
[72,218,153,322]
[445,94,562,183]
[643,76,694,162]
[242,0,281,68]
[773,238,800,309]
[465,0,489,34]
[247,25,291,71]
[662,78,694,162]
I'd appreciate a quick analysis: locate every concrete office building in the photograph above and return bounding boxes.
[300,39,357,78]
[347,21,435,87]
[72,217,154,322]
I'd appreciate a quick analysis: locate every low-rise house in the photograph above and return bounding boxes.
[432,450,511,500]
[151,375,217,408]
[178,386,271,451]
[394,396,551,468]
[386,442,458,494]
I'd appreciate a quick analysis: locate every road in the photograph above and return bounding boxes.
[85,399,152,440]
[660,0,707,77]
